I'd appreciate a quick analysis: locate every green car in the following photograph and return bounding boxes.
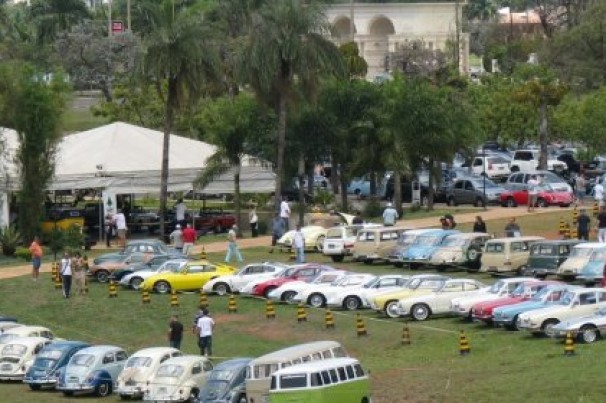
[521,240,581,279]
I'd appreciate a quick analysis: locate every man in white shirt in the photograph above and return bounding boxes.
[60,251,73,299]
[293,224,305,263]
[225,225,243,263]
[280,197,291,230]
[169,224,184,251]
[113,210,128,248]
[594,179,604,207]
[527,175,540,212]
[195,309,215,357]
[175,199,187,225]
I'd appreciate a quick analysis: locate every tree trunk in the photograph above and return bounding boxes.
[274,93,287,210]
[340,165,348,212]
[394,171,403,217]
[538,100,549,170]
[159,80,176,238]
[234,165,241,237]
[297,155,305,226]
[369,171,377,196]
[427,158,435,211]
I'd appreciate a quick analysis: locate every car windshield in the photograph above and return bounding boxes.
[570,248,594,258]
[441,237,467,247]
[126,357,152,368]
[590,249,606,261]
[409,279,444,290]
[326,229,343,239]
[362,277,380,288]
[71,354,95,367]
[470,179,499,188]
[539,172,563,184]
[280,268,298,278]
[414,235,441,246]
[156,364,184,378]
[33,357,58,369]
[531,287,553,301]
[511,283,530,297]
[485,243,504,253]
[210,369,235,381]
[1,344,27,357]
[487,280,505,294]
[558,292,575,306]
[398,234,417,246]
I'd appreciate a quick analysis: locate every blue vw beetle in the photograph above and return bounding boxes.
[400,229,459,269]
[197,357,252,403]
[23,340,90,391]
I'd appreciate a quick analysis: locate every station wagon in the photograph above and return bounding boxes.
[479,236,544,273]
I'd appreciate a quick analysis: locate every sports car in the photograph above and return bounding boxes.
[202,262,290,296]
[267,271,348,304]
[142,260,236,294]
[326,274,409,311]
[500,184,572,208]
[291,273,376,308]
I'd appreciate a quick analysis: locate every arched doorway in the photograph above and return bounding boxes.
[366,16,395,78]
[331,16,357,44]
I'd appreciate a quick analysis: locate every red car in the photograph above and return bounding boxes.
[471,281,562,324]
[500,185,573,208]
[251,264,336,298]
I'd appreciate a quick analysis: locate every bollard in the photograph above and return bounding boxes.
[572,207,578,225]
[54,270,63,289]
[558,217,565,234]
[51,262,58,283]
[142,289,151,304]
[564,331,575,356]
[266,300,276,319]
[402,323,411,345]
[228,295,237,313]
[594,201,599,217]
[564,223,571,239]
[356,313,367,337]
[459,330,470,355]
[289,249,296,261]
[108,281,118,298]
[83,278,89,295]
[297,303,307,323]
[199,291,208,309]
[170,289,179,308]
[200,246,207,260]
[324,309,335,329]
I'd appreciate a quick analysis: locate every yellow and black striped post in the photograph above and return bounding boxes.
[459,330,470,355]
[54,266,62,289]
[83,278,89,295]
[564,223,571,239]
[108,281,118,298]
[265,300,276,319]
[289,249,296,261]
[142,289,151,304]
[356,313,367,337]
[594,201,599,217]
[402,323,411,345]
[564,331,575,356]
[324,309,335,329]
[51,262,58,283]
[559,217,565,235]
[200,246,207,260]
[570,226,578,240]
[170,289,179,308]
[199,291,208,309]
[572,207,578,225]
[228,295,237,313]
[297,303,307,323]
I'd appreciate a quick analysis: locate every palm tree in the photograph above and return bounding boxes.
[28,0,91,44]
[238,0,345,209]
[138,0,220,236]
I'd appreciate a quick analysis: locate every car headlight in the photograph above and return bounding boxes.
[85,373,95,384]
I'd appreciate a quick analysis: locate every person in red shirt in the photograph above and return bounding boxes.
[181,223,197,256]
[29,236,43,282]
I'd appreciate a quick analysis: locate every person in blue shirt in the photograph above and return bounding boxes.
[382,203,399,226]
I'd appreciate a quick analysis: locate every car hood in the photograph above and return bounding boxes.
[198,379,231,401]
[494,300,548,316]
[475,297,523,311]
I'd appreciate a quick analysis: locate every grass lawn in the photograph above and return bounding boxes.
[0,211,602,402]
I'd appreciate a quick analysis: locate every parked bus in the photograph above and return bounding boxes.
[269,357,370,403]
[244,341,347,403]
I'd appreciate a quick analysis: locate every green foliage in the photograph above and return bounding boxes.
[339,42,368,79]
[363,198,383,218]
[0,225,21,256]
[312,189,334,207]
[44,224,85,255]
[14,247,32,261]
[256,220,268,236]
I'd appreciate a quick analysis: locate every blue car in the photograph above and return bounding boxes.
[400,230,460,269]
[197,357,252,402]
[577,254,606,285]
[23,341,90,391]
[493,285,576,330]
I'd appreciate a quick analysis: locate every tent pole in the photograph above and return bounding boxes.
[98,191,103,246]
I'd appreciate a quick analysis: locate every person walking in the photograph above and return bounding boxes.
[597,206,606,243]
[293,224,305,263]
[195,309,215,357]
[504,218,521,238]
[104,214,114,248]
[594,179,604,207]
[473,216,487,233]
[168,315,184,350]
[269,213,285,253]
[60,251,73,299]
[382,203,399,226]
[225,225,243,263]
[527,175,539,212]
[280,197,291,230]
[249,206,259,238]
[113,209,128,248]
[28,236,43,282]
[72,252,86,295]
[181,223,196,256]
[169,224,184,251]
[175,198,187,227]
[575,174,586,206]
[577,209,591,241]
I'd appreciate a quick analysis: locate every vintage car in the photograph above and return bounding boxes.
[0,322,22,333]
[57,345,128,397]
[322,223,382,262]
[116,347,182,399]
[370,275,451,318]
[556,243,606,281]
[120,259,190,290]
[450,277,538,319]
[500,184,573,207]
[88,253,155,283]
[127,206,161,233]
[290,273,376,308]
[354,226,411,265]
[517,288,606,336]
[551,306,606,343]
[521,240,581,278]
[142,260,236,294]
[143,355,213,402]
[471,281,561,324]
[267,271,348,304]
[395,279,488,321]
[386,229,436,268]
[192,208,236,234]
[326,274,410,311]
[0,316,17,323]
[0,337,52,381]
[246,264,336,298]
[427,232,492,272]
[93,239,186,265]
[493,285,577,330]
[397,229,460,269]
[202,262,290,296]
[109,254,178,282]
[0,325,57,346]
[479,236,544,274]
[278,226,327,252]
[197,357,252,403]
[23,341,90,390]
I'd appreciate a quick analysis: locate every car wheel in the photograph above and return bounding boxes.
[343,296,361,311]
[537,198,548,208]
[579,325,600,344]
[282,291,297,303]
[62,391,74,397]
[96,381,112,397]
[130,277,143,290]
[506,197,517,208]
[96,270,110,283]
[394,262,404,268]
[213,282,230,296]
[263,286,276,298]
[475,197,485,208]
[154,281,171,294]
[541,319,560,337]
[315,236,326,252]
[466,246,480,262]
[447,197,457,207]
[188,388,199,403]
[28,384,41,391]
[331,255,345,263]
[385,301,400,319]
[411,303,431,321]
[308,293,326,308]
[363,259,374,265]
[505,315,519,331]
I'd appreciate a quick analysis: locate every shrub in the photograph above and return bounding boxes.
[15,247,32,261]
[363,199,383,218]
[312,189,335,207]
[0,225,21,257]
[257,221,268,235]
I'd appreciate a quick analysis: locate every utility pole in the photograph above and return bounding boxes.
[108,0,112,37]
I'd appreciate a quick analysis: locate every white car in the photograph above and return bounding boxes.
[322,224,381,263]
[0,326,57,346]
[0,337,51,380]
[450,277,537,319]
[293,273,378,308]
[0,322,23,333]
[517,288,606,337]
[396,279,488,321]
[469,154,511,181]
[116,347,182,399]
[120,259,189,290]
[326,274,410,311]
[551,305,606,343]
[202,262,290,295]
[143,355,213,402]
[267,271,347,303]
[278,226,327,252]
[510,150,567,173]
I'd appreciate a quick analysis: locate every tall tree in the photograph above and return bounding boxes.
[28,0,90,45]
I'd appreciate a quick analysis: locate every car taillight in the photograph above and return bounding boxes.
[344,243,354,248]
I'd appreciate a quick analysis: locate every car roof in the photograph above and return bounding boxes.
[2,336,49,348]
[532,240,582,246]
[572,242,606,249]
[213,358,253,371]
[403,229,439,236]
[45,341,89,350]
[129,347,180,357]
[448,232,491,239]
[251,341,343,363]
[4,325,51,335]
[76,345,125,355]
[488,236,544,242]
[161,355,211,366]
[272,358,360,375]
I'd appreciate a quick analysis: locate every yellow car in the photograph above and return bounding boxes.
[142,260,236,294]
[370,275,449,318]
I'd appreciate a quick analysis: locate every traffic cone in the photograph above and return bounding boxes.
[459,330,470,355]
[199,291,208,309]
[324,309,335,329]
[170,289,179,308]
[564,331,575,356]
[265,300,276,319]
[200,246,207,260]
[572,207,578,225]
[108,281,118,298]
[297,303,307,323]
[356,313,367,337]
[559,217,565,234]
[402,323,411,345]
[228,295,237,313]
[51,262,58,283]
[142,288,151,304]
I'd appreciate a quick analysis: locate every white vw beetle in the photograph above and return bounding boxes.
[203,262,290,296]
[144,355,213,402]
[267,271,347,303]
[116,347,182,399]
[0,337,51,380]
[326,274,410,311]
[293,273,378,308]
[0,326,57,347]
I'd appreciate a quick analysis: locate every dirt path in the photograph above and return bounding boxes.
[0,206,571,281]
